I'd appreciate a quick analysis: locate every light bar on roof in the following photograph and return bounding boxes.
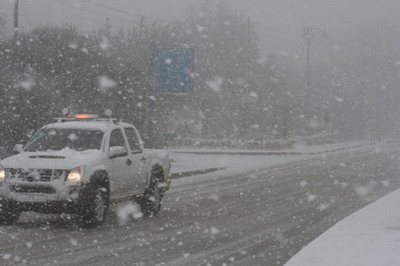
[74,114,99,119]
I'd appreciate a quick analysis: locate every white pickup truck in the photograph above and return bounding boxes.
[0,115,171,227]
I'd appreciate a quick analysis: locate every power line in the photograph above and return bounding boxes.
[55,0,174,24]
[29,0,107,28]
[43,0,143,29]
[94,3,175,23]
[60,0,170,26]
[35,1,100,25]
[53,0,109,19]
[9,0,134,33]
[22,14,96,28]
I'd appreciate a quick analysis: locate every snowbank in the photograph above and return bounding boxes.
[167,132,347,150]
[285,187,400,266]
[170,140,368,158]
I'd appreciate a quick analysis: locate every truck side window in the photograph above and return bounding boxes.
[109,129,126,148]
[124,128,141,152]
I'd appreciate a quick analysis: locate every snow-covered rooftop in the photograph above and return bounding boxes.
[44,121,115,131]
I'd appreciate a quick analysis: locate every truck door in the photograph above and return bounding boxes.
[124,127,147,194]
[108,128,132,197]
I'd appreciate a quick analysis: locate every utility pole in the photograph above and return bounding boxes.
[302,27,327,127]
[247,16,251,83]
[13,0,19,41]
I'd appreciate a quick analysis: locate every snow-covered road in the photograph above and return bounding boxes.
[0,142,399,265]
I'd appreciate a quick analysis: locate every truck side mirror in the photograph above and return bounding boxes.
[109,146,128,159]
[139,140,145,151]
[13,144,24,154]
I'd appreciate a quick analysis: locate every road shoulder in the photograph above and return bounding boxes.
[285,187,400,266]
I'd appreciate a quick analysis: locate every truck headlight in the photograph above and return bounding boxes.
[67,167,83,183]
[0,166,5,183]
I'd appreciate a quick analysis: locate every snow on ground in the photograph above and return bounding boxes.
[171,153,301,176]
[288,140,367,154]
[285,186,400,266]
[169,140,381,195]
[169,140,368,155]
[171,140,399,266]
[170,140,369,174]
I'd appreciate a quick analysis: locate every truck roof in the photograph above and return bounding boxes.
[44,121,136,131]
[45,122,113,130]
[43,114,138,131]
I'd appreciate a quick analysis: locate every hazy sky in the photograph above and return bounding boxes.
[1,0,399,55]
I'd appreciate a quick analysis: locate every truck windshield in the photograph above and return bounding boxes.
[25,128,104,152]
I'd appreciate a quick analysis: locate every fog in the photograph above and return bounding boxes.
[2,2,400,265]
[1,0,400,150]
[2,1,399,47]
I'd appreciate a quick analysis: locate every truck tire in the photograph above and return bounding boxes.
[0,201,20,225]
[141,180,162,217]
[80,184,109,228]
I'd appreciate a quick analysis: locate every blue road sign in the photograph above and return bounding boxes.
[157,48,194,94]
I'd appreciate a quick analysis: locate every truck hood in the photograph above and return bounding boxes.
[0,149,104,170]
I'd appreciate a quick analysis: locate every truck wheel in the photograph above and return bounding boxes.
[80,185,109,228]
[0,201,20,225]
[141,182,162,217]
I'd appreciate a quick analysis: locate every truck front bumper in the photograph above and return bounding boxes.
[0,199,81,214]
[0,182,86,214]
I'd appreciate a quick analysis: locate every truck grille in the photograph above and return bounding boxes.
[10,185,56,194]
[6,168,68,182]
